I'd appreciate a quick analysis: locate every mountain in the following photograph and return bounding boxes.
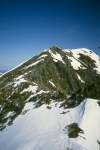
[0,46,100,150]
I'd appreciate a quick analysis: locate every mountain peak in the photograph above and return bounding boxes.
[49,45,63,50]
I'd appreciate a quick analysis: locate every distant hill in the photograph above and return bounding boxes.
[0,72,2,76]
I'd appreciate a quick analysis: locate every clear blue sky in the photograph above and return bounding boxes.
[0,0,100,70]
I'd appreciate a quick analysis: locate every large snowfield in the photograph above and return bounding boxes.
[0,99,100,150]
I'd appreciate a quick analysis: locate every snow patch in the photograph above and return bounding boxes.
[77,74,85,83]
[49,80,56,87]
[6,111,15,118]
[14,75,27,87]
[70,48,100,74]
[26,59,44,69]
[21,84,38,94]
[38,54,48,59]
[49,49,65,64]
[67,56,84,70]
[26,90,49,101]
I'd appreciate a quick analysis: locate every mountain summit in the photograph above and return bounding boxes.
[0,47,100,150]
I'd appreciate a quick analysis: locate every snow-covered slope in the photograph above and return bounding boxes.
[0,99,99,150]
[67,99,100,150]
[70,48,100,73]
[76,99,100,150]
